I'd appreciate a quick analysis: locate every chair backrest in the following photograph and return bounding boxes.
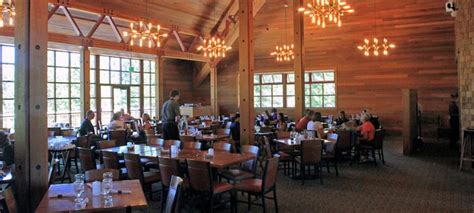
[148,137,164,147]
[225,121,232,129]
[164,140,181,149]
[109,130,127,146]
[85,169,120,182]
[179,135,196,142]
[124,153,144,183]
[164,175,184,213]
[438,115,451,128]
[213,142,231,152]
[183,142,202,150]
[373,129,385,149]
[277,131,290,139]
[260,126,273,133]
[48,159,59,185]
[159,157,182,187]
[262,157,280,192]
[336,130,352,150]
[76,135,90,148]
[301,139,323,164]
[3,187,17,213]
[216,128,230,136]
[62,129,74,136]
[240,145,259,173]
[48,127,62,136]
[186,159,212,193]
[327,133,338,141]
[263,136,273,159]
[102,151,121,170]
[77,147,96,171]
[97,140,117,149]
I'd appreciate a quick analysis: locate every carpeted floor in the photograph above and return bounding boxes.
[138,138,474,212]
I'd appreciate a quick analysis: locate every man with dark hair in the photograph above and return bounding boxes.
[0,131,14,169]
[161,90,181,140]
[79,110,96,136]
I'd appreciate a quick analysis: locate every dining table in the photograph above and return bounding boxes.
[274,138,337,153]
[36,179,147,212]
[100,144,254,169]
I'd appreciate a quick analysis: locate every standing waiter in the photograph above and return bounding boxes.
[161,90,181,140]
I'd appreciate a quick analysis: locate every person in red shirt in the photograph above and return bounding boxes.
[295,110,314,132]
[358,113,376,162]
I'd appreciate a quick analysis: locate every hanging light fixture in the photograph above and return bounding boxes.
[270,3,294,62]
[197,0,231,58]
[122,0,168,48]
[298,0,354,28]
[0,0,15,28]
[357,0,395,56]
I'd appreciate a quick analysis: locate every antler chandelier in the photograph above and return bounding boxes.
[298,0,354,28]
[197,37,231,58]
[271,44,295,61]
[0,0,15,27]
[123,21,168,48]
[357,38,395,56]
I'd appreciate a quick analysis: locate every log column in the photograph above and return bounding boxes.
[210,64,219,116]
[238,0,255,145]
[14,0,49,211]
[156,56,164,117]
[81,46,91,117]
[293,0,305,118]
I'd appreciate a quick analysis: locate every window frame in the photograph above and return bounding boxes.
[304,69,337,109]
[0,45,15,129]
[253,72,294,108]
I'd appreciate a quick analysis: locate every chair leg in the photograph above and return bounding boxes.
[381,148,385,164]
[334,160,339,176]
[301,164,305,185]
[209,194,214,213]
[372,149,377,166]
[247,193,251,211]
[160,188,166,213]
[273,189,279,213]
[319,165,323,185]
[261,193,266,213]
[74,158,79,173]
[326,163,330,173]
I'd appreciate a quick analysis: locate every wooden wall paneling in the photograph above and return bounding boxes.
[238,0,255,145]
[139,59,145,116]
[402,89,417,155]
[81,46,91,118]
[157,56,164,117]
[293,0,305,119]
[14,0,49,211]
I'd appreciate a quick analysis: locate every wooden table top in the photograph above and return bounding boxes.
[196,134,228,142]
[101,145,254,169]
[36,180,147,212]
[274,138,335,146]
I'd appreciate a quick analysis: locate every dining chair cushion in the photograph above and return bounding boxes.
[219,169,255,181]
[212,182,234,194]
[144,171,161,183]
[234,179,262,193]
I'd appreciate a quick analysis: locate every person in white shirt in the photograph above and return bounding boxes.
[307,112,325,138]
[108,112,125,130]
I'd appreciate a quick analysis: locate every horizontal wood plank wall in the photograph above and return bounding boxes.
[162,59,211,107]
[217,0,457,136]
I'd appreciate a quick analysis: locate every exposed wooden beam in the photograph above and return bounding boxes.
[48,4,60,20]
[86,14,105,38]
[213,0,237,35]
[160,31,173,49]
[193,0,265,87]
[105,15,124,43]
[187,35,202,52]
[293,0,305,118]
[47,0,202,37]
[238,0,254,145]
[15,0,49,211]
[173,30,186,52]
[0,26,211,62]
[61,6,83,36]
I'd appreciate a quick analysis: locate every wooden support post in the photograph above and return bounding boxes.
[139,59,145,116]
[94,55,101,126]
[402,89,417,155]
[238,0,254,145]
[157,56,165,117]
[81,46,91,118]
[293,0,305,118]
[210,64,218,116]
[14,0,49,211]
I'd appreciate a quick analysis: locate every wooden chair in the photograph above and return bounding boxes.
[234,157,280,213]
[61,129,74,136]
[148,137,164,147]
[186,159,234,212]
[358,129,386,165]
[437,115,451,142]
[219,145,259,183]
[264,136,292,175]
[97,140,117,149]
[259,126,273,133]
[183,142,202,150]
[3,187,17,213]
[163,175,184,213]
[159,158,186,212]
[85,169,120,182]
[48,127,61,136]
[124,153,161,199]
[179,135,196,143]
[276,131,290,139]
[213,142,232,152]
[164,140,181,149]
[102,151,126,176]
[109,130,127,146]
[77,147,97,172]
[294,139,324,185]
[75,135,90,148]
[335,130,355,165]
[48,159,59,185]
[216,128,230,136]
[322,134,339,176]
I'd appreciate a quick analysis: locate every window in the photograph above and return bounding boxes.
[143,60,156,117]
[304,70,336,108]
[47,50,82,127]
[254,73,293,108]
[1,45,15,129]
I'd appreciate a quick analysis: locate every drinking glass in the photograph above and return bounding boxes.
[75,174,85,183]
[102,179,112,196]
[103,172,113,181]
[73,180,85,203]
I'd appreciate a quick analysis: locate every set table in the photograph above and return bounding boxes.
[48,136,77,183]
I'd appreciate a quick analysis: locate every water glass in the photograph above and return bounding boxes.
[75,174,85,183]
[104,195,113,207]
[102,179,112,196]
[73,180,85,203]
[103,172,113,181]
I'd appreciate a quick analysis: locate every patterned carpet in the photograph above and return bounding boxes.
[137,138,474,213]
